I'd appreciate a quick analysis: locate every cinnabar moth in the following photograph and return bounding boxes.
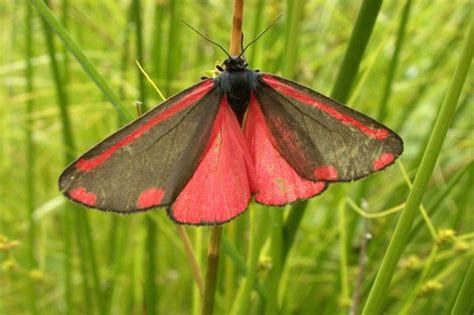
[59,50,403,225]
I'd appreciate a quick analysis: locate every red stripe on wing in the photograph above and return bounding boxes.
[373,153,395,171]
[69,187,97,206]
[76,80,214,171]
[262,75,389,140]
[137,187,165,209]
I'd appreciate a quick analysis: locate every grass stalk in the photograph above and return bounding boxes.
[265,2,305,311]
[451,259,474,314]
[224,222,236,307]
[362,21,474,315]
[265,209,283,315]
[283,0,383,262]
[177,226,204,295]
[165,0,182,95]
[144,217,158,315]
[39,2,106,313]
[331,0,383,102]
[201,2,244,314]
[29,0,132,121]
[338,200,350,310]
[377,0,413,122]
[133,2,158,311]
[193,229,204,315]
[202,226,224,315]
[25,2,38,314]
[38,4,80,313]
[230,204,269,315]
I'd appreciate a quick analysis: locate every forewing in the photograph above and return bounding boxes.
[170,97,255,224]
[257,74,403,182]
[243,93,326,206]
[59,80,222,212]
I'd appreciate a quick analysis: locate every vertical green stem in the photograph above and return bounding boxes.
[224,222,236,307]
[144,217,158,315]
[265,209,283,315]
[25,2,38,314]
[29,0,132,121]
[377,0,413,122]
[132,1,158,312]
[202,226,224,315]
[362,21,474,315]
[192,229,204,315]
[283,0,383,262]
[165,0,181,95]
[338,200,350,310]
[451,259,474,314]
[38,3,80,313]
[39,2,106,313]
[331,0,383,102]
[230,204,268,315]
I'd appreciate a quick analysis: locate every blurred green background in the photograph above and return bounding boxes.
[0,0,472,314]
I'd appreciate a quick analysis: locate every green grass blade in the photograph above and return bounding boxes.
[331,0,383,103]
[230,204,269,315]
[25,2,38,314]
[376,0,413,122]
[451,259,474,314]
[29,0,132,121]
[284,0,383,263]
[362,20,474,315]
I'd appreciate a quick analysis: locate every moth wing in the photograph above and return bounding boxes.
[59,80,222,212]
[170,97,255,224]
[256,74,403,182]
[243,93,326,205]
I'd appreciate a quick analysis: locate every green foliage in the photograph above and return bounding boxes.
[0,1,472,314]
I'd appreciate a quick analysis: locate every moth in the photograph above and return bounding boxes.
[59,36,403,225]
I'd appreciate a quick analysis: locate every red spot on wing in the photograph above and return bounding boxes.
[244,93,326,205]
[314,165,338,181]
[137,187,165,209]
[171,98,254,224]
[262,75,389,140]
[76,81,214,172]
[69,187,97,206]
[373,153,395,171]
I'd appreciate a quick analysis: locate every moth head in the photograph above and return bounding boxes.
[223,57,248,71]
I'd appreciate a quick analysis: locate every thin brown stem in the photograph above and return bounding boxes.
[201,226,224,315]
[201,2,244,314]
[177,226,204,295]
[229,0,244,56]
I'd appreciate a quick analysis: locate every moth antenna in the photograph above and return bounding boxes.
[182,21,231,59]
[239,15,282,58]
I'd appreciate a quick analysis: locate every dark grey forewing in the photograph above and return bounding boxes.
[256,74,403,182]
[59,80,222,212]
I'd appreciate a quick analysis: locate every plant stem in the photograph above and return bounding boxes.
[230,204,268,315]
[283,0,383,262]
[362,20,474,315]
[331,0,383,103]
[177,226,204,294]
[451,259,474,314]
[29,0,132,121]
[201,2,244,314]
[229,0,244,56]
[25,2,38,314]
[202,226,224,315]
[377,0,413,122]
[338,200,350,310]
